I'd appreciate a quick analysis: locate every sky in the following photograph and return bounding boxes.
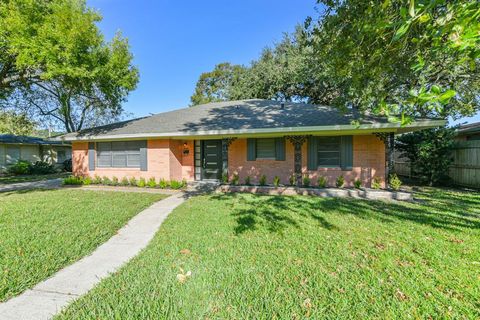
[87,0,479,126]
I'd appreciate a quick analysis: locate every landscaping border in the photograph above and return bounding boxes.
[218,185,413,201]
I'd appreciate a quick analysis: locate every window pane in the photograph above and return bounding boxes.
[127,153,140,167]
[97,142,111,152]
[317,137,340,167]
[97,154,112,167]
[112,153,127,167]
[6,146,20,164]
[256,138,275,159]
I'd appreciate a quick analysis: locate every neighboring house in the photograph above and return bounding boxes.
[61,99,444,188]
[0,134,72,171]
[456,122,480,141]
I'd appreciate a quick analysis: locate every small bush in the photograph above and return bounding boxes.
[62,175,83,185]
[371,177,382,189]
[158,178,168,189]
[129,177,137,186]
[222,173,229,184]
[92,175,102,184]
[8,160,31,175]
[317,176,327,188]
[244,176,251,185]
[354,179,362,189]
[336,175,345,188]
[111,176,119,186]
[302,175,311,187]
[31,161,56,174]
[273,176,280,187]
[389,173,402,191]
[147,177,157,188]
[137,177,146,187]
[289,174,296,186]
[170,179,186,190]
[83,176,92,185]
[102,176,112,185]
[120,177,129,186]
[230,173,239,185]
[259,174,267,186]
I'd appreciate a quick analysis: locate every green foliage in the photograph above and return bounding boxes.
[244,176,251,186]
[30,161,56,174]
[389,174,402,191]
[396,126,456,185]
[317,176,327,188]
[128,177,137,186]
[259,174,267,186]
[62,175,83,185]
[93,175,102,184]
[83,176,92,185]
[273,176,280,187]
[111,177,119,186]
[371,177,382,190]
[336,175,345,188]
[169,179,187,190]
[354,179,362,189]
[289,174,296,186]
[0,111,35,135]
[120,177,129,186]
[7,160,31,175]
[302,175,311,187]
[102,176,111,186]
[222,173,229,184]
[231,173,239,186]
[137,177,146,188]
[147,177,156,188]
[158,178,168,189]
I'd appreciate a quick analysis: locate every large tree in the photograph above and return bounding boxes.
[0,110,35,135]
[0,0,139,132]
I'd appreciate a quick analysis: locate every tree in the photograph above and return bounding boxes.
[0,0,139,132]
[396,126,456,185]
[0,110,35,135]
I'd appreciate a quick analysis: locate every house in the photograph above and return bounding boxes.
[0,134,72,172]
[61,99,444,188]
[456,122,480,141]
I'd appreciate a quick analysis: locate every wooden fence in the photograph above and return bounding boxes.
[394,140,480,188]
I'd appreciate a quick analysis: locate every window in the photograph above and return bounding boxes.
[57,150,66,163]
[6,146,20,164]
[256,138,275,159]
[317,136,341,167]
[97,141,142,168]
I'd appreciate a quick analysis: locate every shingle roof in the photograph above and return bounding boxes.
[0,134,70,145]
[457,121,480,135]
[61,99,444,140]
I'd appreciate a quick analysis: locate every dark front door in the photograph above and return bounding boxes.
[202,140,222,180]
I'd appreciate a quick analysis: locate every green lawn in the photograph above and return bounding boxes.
[0,189,166,302]
[57,188,480,319]
[0,172,69,184]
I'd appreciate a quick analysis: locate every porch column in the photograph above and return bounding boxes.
[285,135,309,187]
[221,138,237,178]
[374,132,395,186]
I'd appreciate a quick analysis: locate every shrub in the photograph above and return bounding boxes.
[222,173,229,184]
[137,177,146,187]
[259,174,267,186]
[336,175,345,188]
[7,160,31,175]
[389,173,402,191]
[244,176,251,186]
[273,176,280,187]
[302,175,311,187]
[120,177,129,186]
[158,178,168,189]
[317,176,327,188]
[289,174,296,186]
[102,176,112,186]
[170,179,185,190]
[31,161,56,174]
[371,177,382,189]
[147,177,157,188]
[62,175,83,185]
[231,173,239,185]
[93,175,102,184]
[354,179,362,189]
[83,176,92,185]
[129,177,137,186]
[111,176,119,186]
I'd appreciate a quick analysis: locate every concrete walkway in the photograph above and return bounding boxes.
[0,193,186,320]
[0,178,62,193]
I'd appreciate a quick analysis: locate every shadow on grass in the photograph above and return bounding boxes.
[212,189,480,235]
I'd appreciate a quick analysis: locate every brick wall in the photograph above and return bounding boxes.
[228,135,385,188]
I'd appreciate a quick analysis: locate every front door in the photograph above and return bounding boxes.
[201,140,222,180]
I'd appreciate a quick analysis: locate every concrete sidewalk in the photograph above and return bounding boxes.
[0,178,62,193]
[0,193,186,320]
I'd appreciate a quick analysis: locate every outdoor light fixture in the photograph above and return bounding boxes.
[183,142,190,155]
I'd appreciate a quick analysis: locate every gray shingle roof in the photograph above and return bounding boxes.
[0,134,70,145]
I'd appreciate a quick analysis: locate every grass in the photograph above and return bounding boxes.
[58,188,480,319]
[0,172,70,184]
[0,189,166,302]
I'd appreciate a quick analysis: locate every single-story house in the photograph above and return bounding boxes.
[61,99,445,188]
[456,121,480,141]
[0,134,72,171]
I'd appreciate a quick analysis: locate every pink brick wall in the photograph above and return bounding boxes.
[72,139,194,182]
[228,135,385,188]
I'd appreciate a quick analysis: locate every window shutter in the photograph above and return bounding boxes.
[140,140,148,171]
[88,142,95,171]
[247,138,256,161]
[275,138,285,161]
[307,136,318,170]
[340,136,353,170]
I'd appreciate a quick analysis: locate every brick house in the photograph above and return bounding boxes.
[61,99,444,188]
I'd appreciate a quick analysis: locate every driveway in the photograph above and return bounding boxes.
[0,178,63,193]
